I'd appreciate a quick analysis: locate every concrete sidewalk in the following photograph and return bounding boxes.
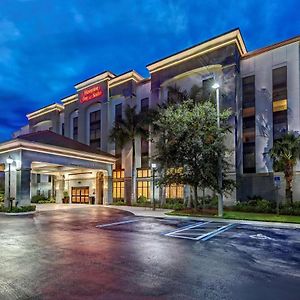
[106,205,300,229]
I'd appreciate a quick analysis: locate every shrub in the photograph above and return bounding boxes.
[0,191,4,202]
[234,198,274,213]
[162,202,185,210]
[0,205,36,213]
[166,198,184,204]
[112,201,126,206]
[137,195,149,204]
[31,194,47,203]
[198,195,218,209]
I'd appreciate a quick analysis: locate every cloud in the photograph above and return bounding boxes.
[0,0,299,141]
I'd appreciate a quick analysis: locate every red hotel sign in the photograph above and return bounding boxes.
[79,84,104,103]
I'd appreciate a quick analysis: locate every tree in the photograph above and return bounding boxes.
[269,132,300,204]
[154,99,234,209]
[110,105,151,205]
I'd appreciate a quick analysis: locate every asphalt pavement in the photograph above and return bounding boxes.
[0,206,299,300]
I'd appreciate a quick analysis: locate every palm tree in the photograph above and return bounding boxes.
[269,132,300,204]
[110,105,151,205]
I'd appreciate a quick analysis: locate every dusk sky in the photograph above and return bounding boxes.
[0,0,299,141]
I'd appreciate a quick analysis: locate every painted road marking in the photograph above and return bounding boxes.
[164,222,236,241]
[96,219,140,228]
[200,223,236,241]
[164,221,212,237]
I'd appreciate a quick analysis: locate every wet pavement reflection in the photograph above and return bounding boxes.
[0,207,300,299]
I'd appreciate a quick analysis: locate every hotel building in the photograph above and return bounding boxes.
[1,28,300,206]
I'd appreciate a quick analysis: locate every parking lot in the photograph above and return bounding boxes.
[0,206,300,299]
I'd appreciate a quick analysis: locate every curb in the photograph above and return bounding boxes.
[106,206,300,229]
[3,211,36,216]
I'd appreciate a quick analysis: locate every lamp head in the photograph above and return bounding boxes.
[151,163,157,169]
[212,82,220,89]
[6,156,13,165]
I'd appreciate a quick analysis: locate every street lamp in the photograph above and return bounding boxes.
[212,82,223,217]
[6,155,14,211]
[151,163,157,211]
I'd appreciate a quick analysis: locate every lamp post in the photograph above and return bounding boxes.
[151,163,157,211]
[6,156,14,211]
[212,82,223,217]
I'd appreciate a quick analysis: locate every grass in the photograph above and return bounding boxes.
[167,209,300,224]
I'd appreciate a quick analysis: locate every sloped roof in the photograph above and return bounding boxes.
[17,130,115,159]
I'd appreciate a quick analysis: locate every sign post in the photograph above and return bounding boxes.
[274,176,281,215]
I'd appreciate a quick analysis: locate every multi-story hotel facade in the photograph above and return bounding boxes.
[1,28,300,206]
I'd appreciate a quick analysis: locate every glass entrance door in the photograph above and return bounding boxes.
[71,187,89,204]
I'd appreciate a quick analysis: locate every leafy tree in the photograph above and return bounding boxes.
[154,99,234,209]
[269,132,300,204]
[110,105,151,205]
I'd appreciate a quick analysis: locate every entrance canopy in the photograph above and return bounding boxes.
[0,130,116,206]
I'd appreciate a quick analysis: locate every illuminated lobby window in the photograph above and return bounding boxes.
[242,75,256,173]
[137,181,150,199]
[113,181,124,201]
[113,169,125,201]
[273,66,287,140]
[137,168,151,178]
[165,184,184,199]
[90,110,101,149]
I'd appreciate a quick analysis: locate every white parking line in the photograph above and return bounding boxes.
[96,219,140,228]
[164,221,212,237]
[164,222,236,241]
[200,223,236,241]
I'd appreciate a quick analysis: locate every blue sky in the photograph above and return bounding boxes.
[0,0,299,141]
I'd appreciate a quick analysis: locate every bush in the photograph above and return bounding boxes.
[0,205,36,213]
[31,194,47,203]
[162,202,185,210]
[166,198,184,204]
[234,198,275,213]
[197,195,218,209]
[137,195,149,204]
[0,190,4,203]
[112,201,126,206]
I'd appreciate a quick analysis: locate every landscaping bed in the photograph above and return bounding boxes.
[0,205,36,214]
[167,208,300,224]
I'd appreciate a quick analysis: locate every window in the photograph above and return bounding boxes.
[61,123,65,136]
[48,175,52,183]
[165,184,184,199]
[242,75,256,173]
[113,169,125,201]
[115,104,122,168]
[37,174,41,183]
[137,168,151,178]
[113,169,125,179]
[48,190,51,199]
[73,116,78,141]
[140,98,149,167]
[137,181,150,199]
[115,103,122,124]
[141,138,149,168]
[90,110,101,149]
[141,98,149,112]
[273,66,287,140]
[242,76,255,108]
[37,190,41,196]
[243,143,256,173]
[113,181,124,201]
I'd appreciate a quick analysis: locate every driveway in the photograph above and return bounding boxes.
[0,206,299,299]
